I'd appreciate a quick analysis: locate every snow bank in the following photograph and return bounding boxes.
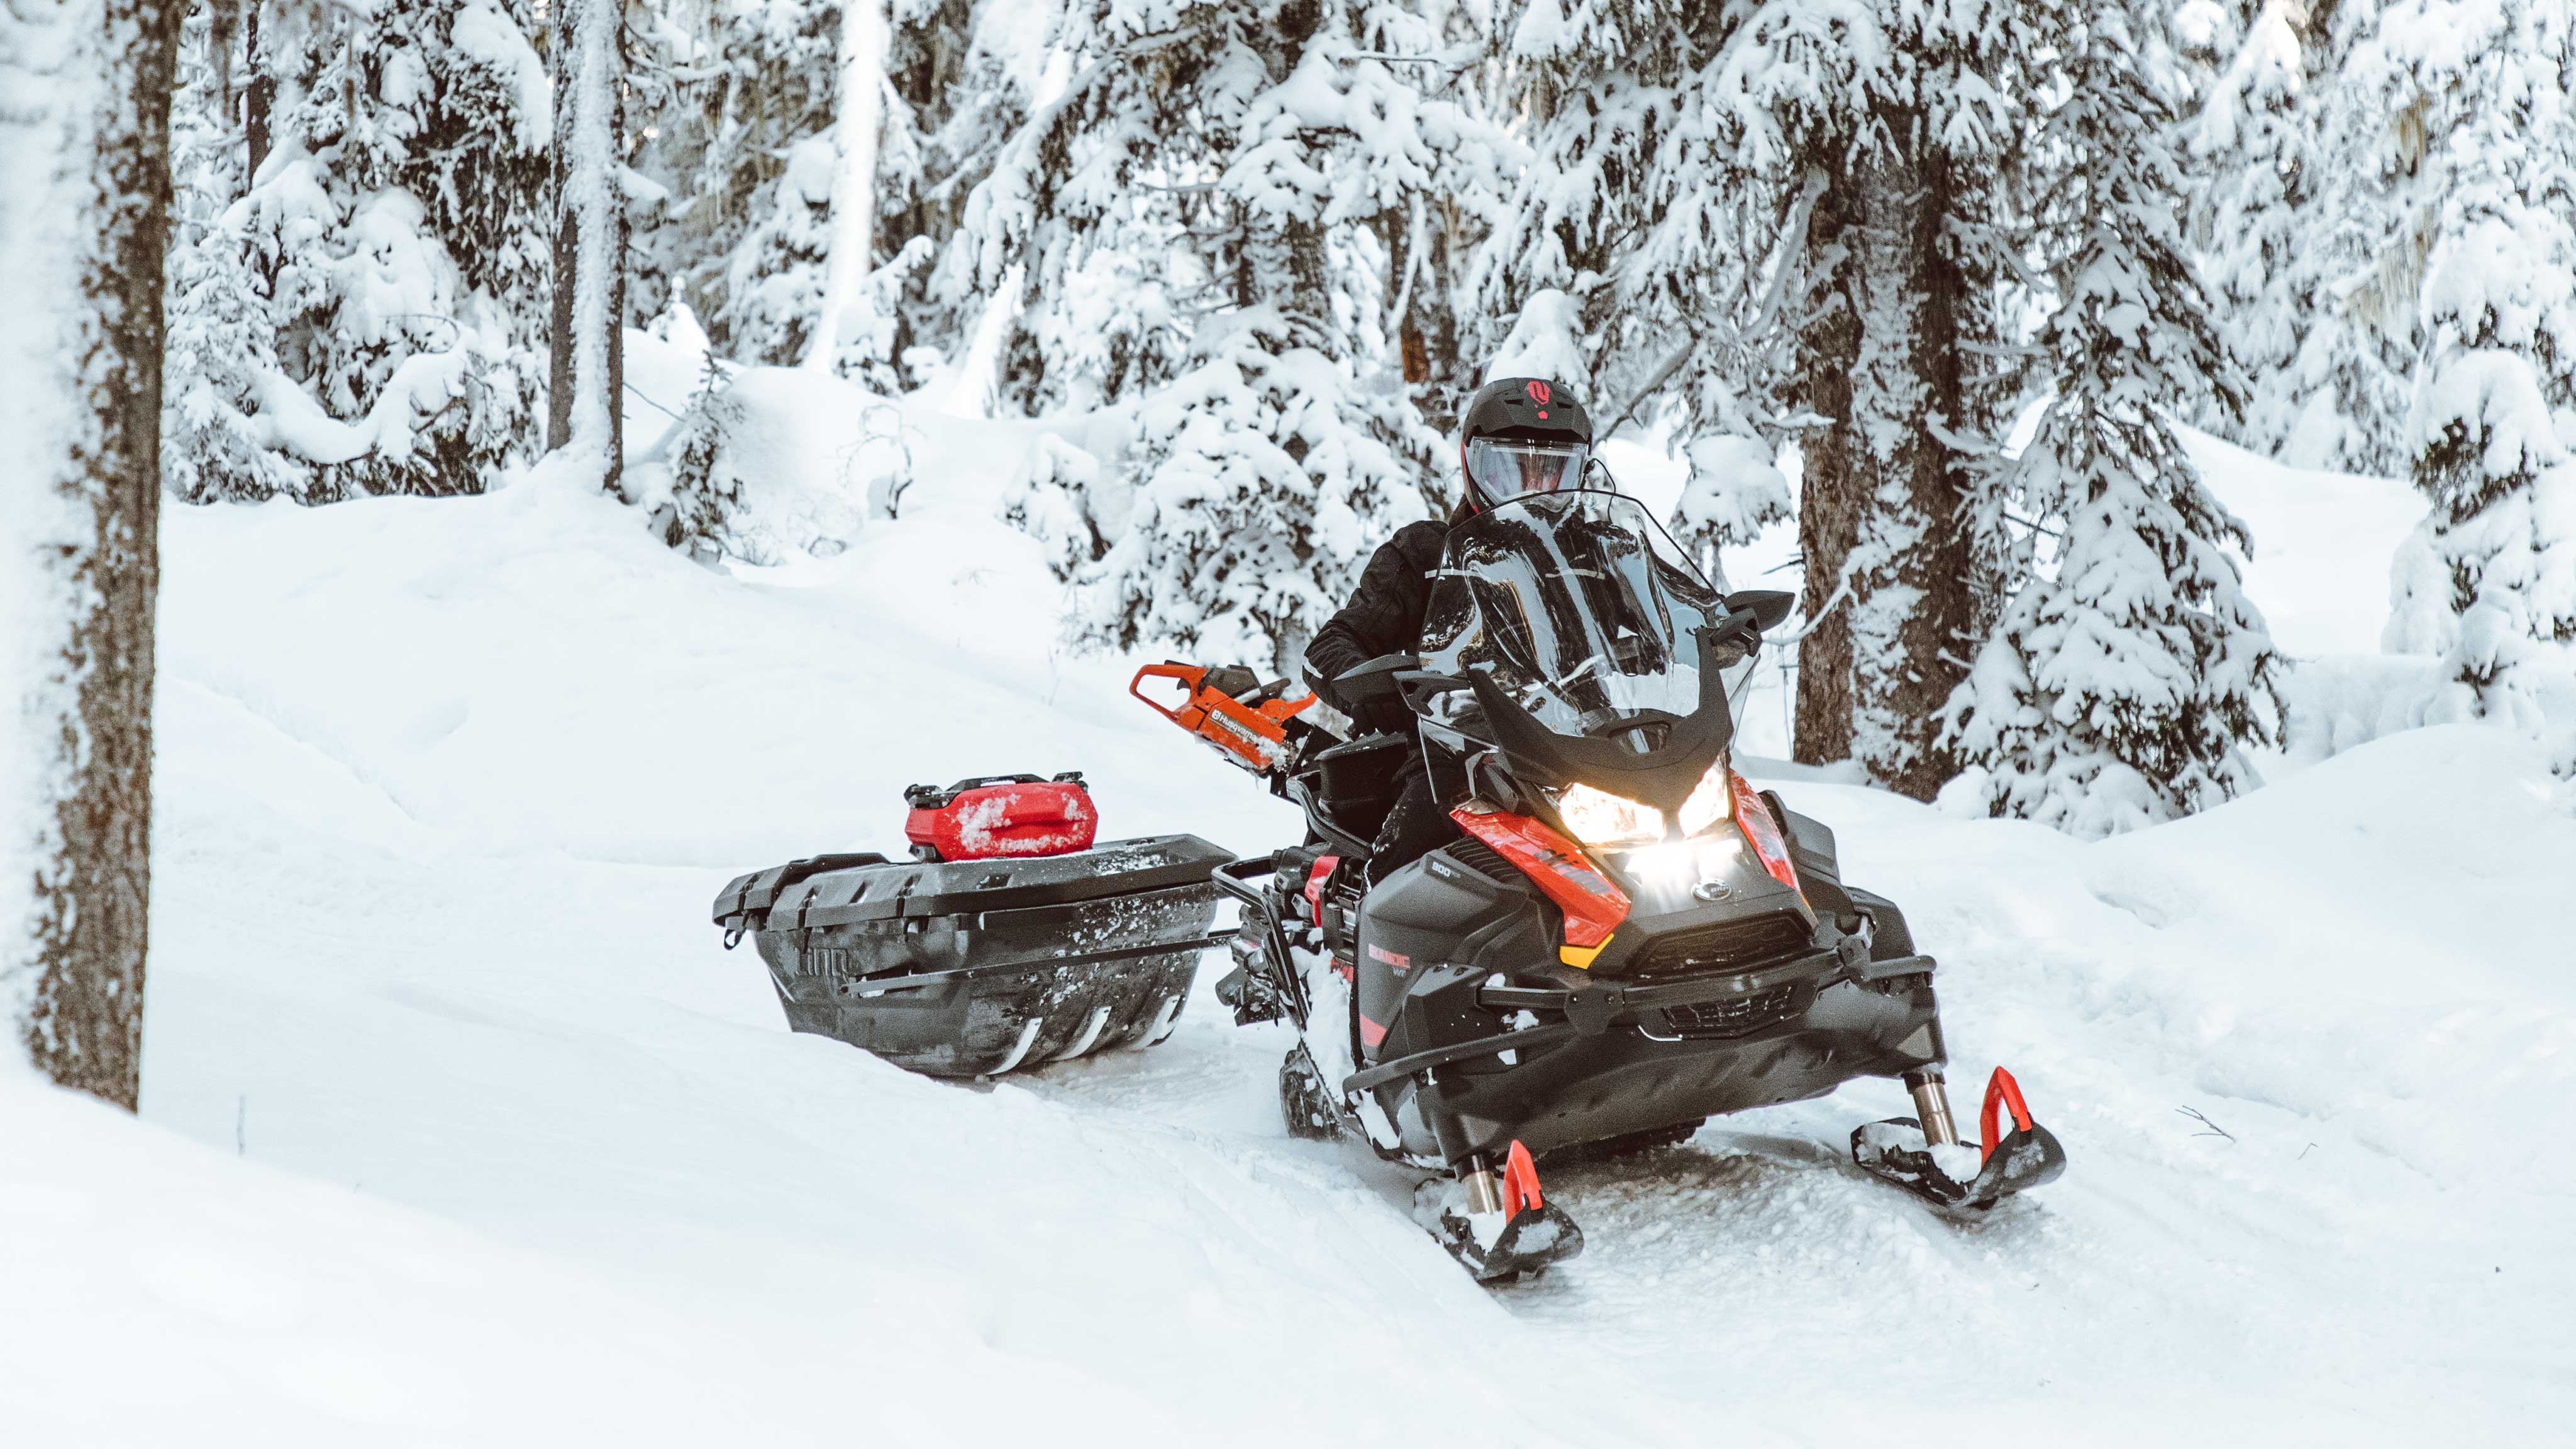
[1,1077,841,1445]
[140,475,1684,1446]
[2177,427,2423,659]
[103,401,2574,1444]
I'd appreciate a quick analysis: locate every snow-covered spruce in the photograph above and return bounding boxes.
[2184,0,2345,465]
[1485,0,2138,796]
[1469,1,1790,591]
[162,0,550,502]
[627,0,1038,395]
[2371,0,2576,745]
[1943,5,2284,838]
[1045,309,1430,674]
[965,1,1492,670]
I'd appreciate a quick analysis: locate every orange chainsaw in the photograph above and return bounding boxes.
[1130,662,1318,773]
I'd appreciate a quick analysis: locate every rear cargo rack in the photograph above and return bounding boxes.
[713,835,1235,1077]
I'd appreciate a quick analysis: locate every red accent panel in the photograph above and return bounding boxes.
[1448,808,1631,948]
[1731,773,1802,896]
[1303,855,1341,925]
[1502,1140,1543,1216]
[904,781,1097,862]
[1979,1066,2036,1166]
[1358,1014,1388,1050]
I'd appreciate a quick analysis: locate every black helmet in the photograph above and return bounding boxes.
[1458,376,1594,510]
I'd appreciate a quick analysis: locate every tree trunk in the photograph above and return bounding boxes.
[547,0,625,492]
[1,0,182,1109]
[1791,133,1975,800]
[807,0,886,375]
[244,0,269,177]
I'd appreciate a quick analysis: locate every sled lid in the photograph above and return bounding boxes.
[714,835,1233,935]
[713,852,892,930]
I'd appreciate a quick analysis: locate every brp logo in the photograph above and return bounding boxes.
[1525,380,1551,404]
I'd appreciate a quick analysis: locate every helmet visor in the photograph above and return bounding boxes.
[1464,438,1592,507]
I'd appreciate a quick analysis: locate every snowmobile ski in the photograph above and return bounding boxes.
[1852,1066,2067,1212]
[1423,1142,1585,1283]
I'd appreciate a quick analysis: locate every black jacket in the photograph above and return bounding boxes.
[1304,519,1448,734]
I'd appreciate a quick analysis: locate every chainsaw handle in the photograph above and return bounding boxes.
[1129,662,1206,724]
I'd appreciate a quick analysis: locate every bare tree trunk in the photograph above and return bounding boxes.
[1791,133,1975,801]
[547,0,625,491]
[244,0,269,177]
[1794,177,1861,767]
[208,0,234,124]
[1,0,182,1110]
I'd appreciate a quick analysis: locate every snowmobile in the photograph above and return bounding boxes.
[1140,489,2066,1281]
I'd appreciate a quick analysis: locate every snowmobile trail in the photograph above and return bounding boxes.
[1018,752,2576,1446]
[87,480,2576,1445]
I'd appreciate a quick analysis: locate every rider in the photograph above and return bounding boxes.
[1302,377,1596,878]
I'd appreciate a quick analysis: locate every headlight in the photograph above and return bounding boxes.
[1552,783,1663,847]
[1677,758,1735,835]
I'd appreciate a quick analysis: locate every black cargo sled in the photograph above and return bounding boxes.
[713,775,1233,1078]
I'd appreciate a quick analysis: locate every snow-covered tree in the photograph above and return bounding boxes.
[2,0,179,1107]
[1474,0,2068,797]
[808,0,889,372]
[630,0,1038,390]
[1943,4,2285,837]
[967,0,1501,671]
[548,0,628,490]
[2185,0,2336,460]
[1671,435,1792,594]
[2373,0,2576,733]
[1063,311,1430,671]
[161,0,552,501]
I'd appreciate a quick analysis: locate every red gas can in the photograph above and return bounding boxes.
[902,773,1098,862]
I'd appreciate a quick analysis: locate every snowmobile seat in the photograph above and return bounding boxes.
[1307,730,1411,847]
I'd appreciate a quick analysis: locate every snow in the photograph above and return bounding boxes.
[450,0,553,150]
[1484,287,1589,384]
[19,401,2544,1442]
[2177,428,2422,658]
[0,0,101,1063]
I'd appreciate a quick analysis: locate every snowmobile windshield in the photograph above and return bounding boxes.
[1418,490,1730,747]
[1463,436,1591,507]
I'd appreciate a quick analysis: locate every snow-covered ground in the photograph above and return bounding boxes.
[11,396,2573,1443]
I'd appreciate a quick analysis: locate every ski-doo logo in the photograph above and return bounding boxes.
[1367,943,1412,972]
[1524,380,1550,404]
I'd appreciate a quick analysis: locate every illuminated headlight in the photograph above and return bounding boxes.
[1552,783,1663,847]
[1677,758,1735,836]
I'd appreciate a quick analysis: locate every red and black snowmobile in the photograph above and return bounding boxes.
[1143,489,2066,1281]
